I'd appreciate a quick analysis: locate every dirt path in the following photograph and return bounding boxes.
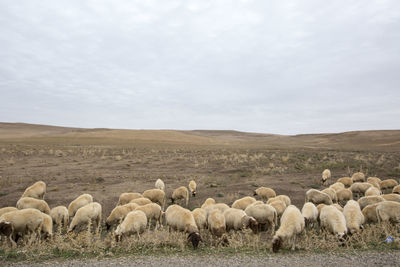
[7,251,400,267]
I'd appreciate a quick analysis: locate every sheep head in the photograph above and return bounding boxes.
[188,232,201,249]
[191,191,196,197]
[272,236,282,253]
[0,221,12,236]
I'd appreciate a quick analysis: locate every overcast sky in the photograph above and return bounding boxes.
[0,0,399,135]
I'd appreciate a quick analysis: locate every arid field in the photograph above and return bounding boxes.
[0,123,400,264]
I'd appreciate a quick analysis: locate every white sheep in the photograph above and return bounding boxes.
[232,196,256,210]
[189,180,197,197]
[376,201,400,223]
[142,189,165,209]
[50,206,69,230]
[392,185,400,194]
[351,172,365,183]
[305,189,333,205]
[350,182,372,199]
[381,193,400,202]
[171,186,189,206]
[245,203,276,234]
[336,188,353,206]
[322,188,338,203]
[192,208,207,230]
[367,180,381,190]
[362,203,380,224]
[365,186,381,197]
[21,181,46,200]
[253,187,276,201]
[343,200,364,234]
[0,207,17,217]
[301,202,318,228]
[68,202,102,233]
[129,197,152,206]
[224,208,259,234]
[332,203,344,212]
[329,182,345,192]
[367,177,382,184]
[135,203,163,228]
[319,205,347,241]
[268,200,287,218]
[16,197,50,214]
[117,192,142,206]
[201,198,216,209]
[0,208,43,246]
[106,203,139,230]
[267,195,291,207]
[207,209,226,237]
[40,212,53,239]
[155,179,165,191]
[357,196,385,210]
[380,179,399,193]
[68,194,93,217]
[204,203,230,217]
[322,169,331,184]
[271,205,305,252]
[165,204,202,249]
[336,177,353,188]
[115,210,147,241]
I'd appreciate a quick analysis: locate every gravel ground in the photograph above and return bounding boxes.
[6,251,400,267]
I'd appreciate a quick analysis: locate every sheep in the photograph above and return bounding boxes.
[155,179,165,191]
[115,210,147,241]
[367,177,381,184]
[322,188,338,203]
[201,198,216,209]
[319,205,347,241]
[117,192,142,206]
[351,172,365,183]
[301,202,318,228]
[232,196,256,210]
[336,188,353,206]
[0,208,43,246]
[165,204,202,249]
[135,203,163,228]
[40,212,53,239]
[0,207,17,217]
[253,187,276,201]
[357,196,385,210]
[316,203,327,216]
[16,197,50,214]
[50,206,69,229]
[343,200,364,234]
[106,203,139,230]
[350,182,372,199]
[171,186,189,206]
[245,203,276,233]
[129,197,152,206]
[392,185,400,194]
[305,189,333,205]
[142,189,165,209]
[381,193,400,202]
[189,180,197,197]
[362,203,380,224]
[68,202,102,233]
[332,203,344,212]
[329,182,345,193]
[207,209,226,237]
[271,205,305,252]
[192,208,207,230]
[268,200,287,218]
[337,177,352,188]
[365,186,381,197]
[380,179,399,193]
[267,195,291,207]
[376,201,400,223]
[367,180,381,190]
[21,181,46,200]
[224,208,259,234]
[68,194,93,217]
[204,203,230,217]
[322,169,331,184]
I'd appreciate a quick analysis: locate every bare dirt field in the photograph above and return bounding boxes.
[0,123,400,264]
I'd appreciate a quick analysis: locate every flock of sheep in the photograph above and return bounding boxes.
[0,170,400,252]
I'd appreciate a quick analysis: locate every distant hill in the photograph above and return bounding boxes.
[0,122,399,151]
